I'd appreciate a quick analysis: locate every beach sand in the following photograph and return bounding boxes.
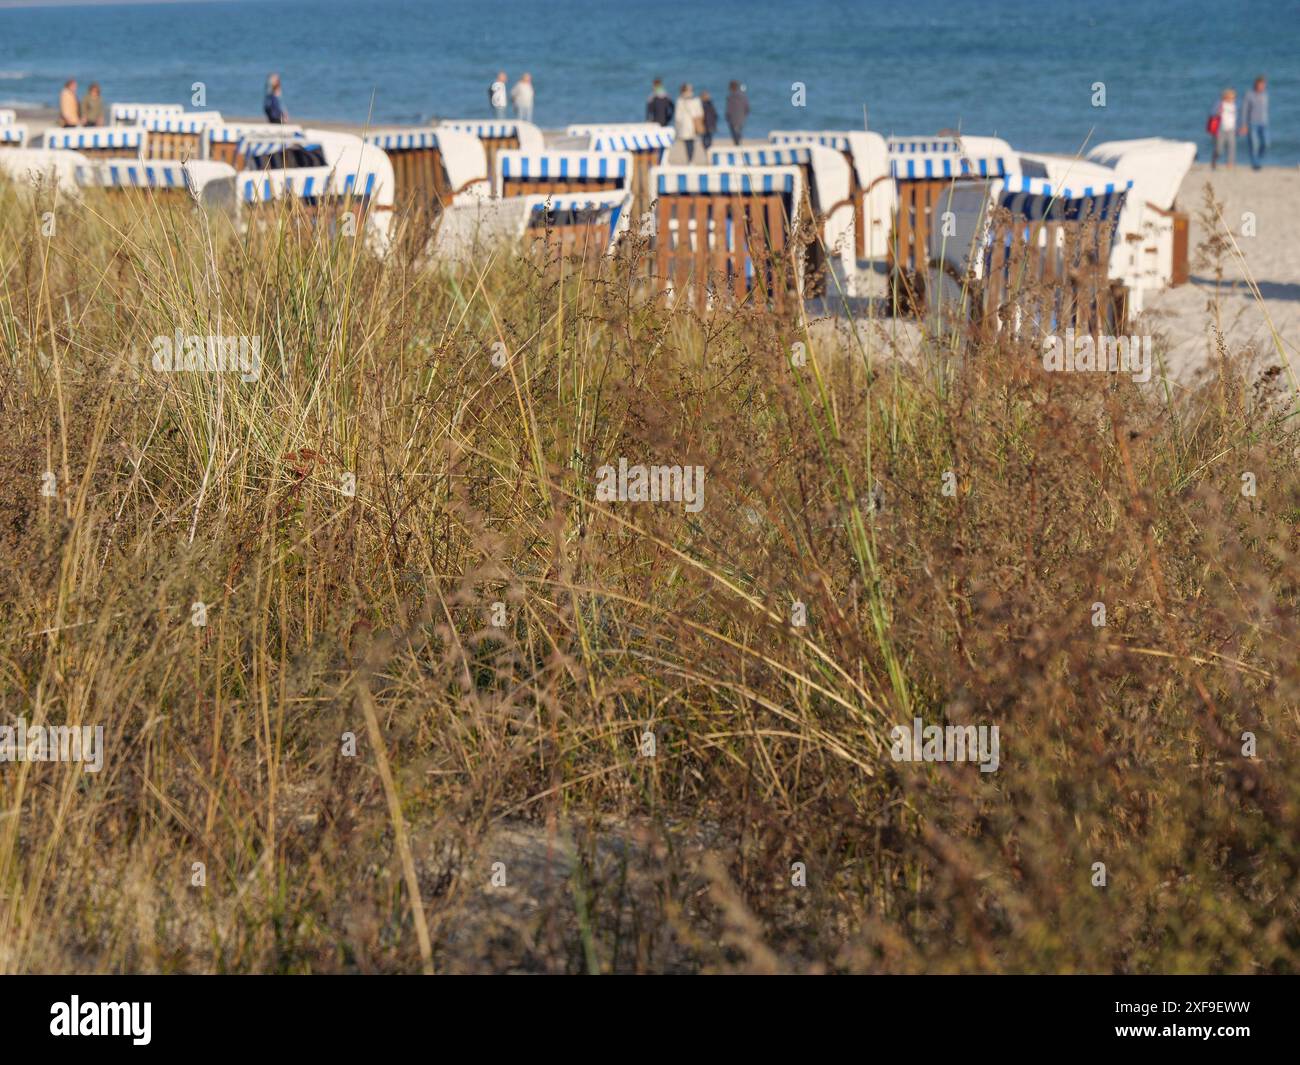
[10,105,1296,384]
[1142,163,1300,386]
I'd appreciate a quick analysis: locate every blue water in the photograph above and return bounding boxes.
[1,0,1297,163]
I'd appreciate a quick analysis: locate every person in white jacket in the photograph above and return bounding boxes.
[511,73,534,124]
[674,83,704,163]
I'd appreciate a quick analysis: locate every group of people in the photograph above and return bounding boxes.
[645,79,750,161]
[488,71,534,123]
[56,78,105,127]
[477,71,751,163]
[1209,76,1269,170]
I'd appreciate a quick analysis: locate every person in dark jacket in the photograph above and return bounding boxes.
[725,80,749,146]
[645,79,674,126]
[263,74,285,124]
[700,91,718,152]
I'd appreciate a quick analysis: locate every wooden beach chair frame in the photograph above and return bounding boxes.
[938,175,1131,337]
[709,144,856,296]
[649,165,805,313]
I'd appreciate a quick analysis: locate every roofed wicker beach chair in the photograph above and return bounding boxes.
[709,144,855,297]
[930,165,1133,337]
[0,124,28,149]
[884,134,1015,312]
[73,158,239,216]
[363,127,489,215]
[206,122,307,168]
[135,110,224,161]
[430,188,632,268]
[0,147,89,196]
[236,129,396,251]
[648,164,806,312]
[1083,138,1197,311]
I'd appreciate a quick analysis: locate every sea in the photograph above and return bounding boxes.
[1,0,1297,163]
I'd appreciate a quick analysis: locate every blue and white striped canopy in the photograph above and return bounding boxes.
[769,131,851,152]
[655,169,797,195]
[76,161,192,189]
[240,168,379,202]
[45,128,145,150]
[710,147,813,168]
[998,175,1132,221]
[890,154,1009,179]
[888,137,961,155]
[0,126,26,145]
[139,114,220,134]
[208,124,303,144]
[439,122,520,139]
[588,130,674,153]
[365,129,441,150]
[0,109,15,126]
[238,137,320,159]
[500,152,630,182]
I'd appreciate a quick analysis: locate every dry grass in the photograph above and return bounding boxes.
[1,180,1298,973]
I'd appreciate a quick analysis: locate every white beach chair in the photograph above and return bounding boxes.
[0,109,15,126]
[238,132,395,252]
[364,127,489,211]
[1,124,28,149]
[0,147,89,196]
[74,158,239,216]
[1086,138,1197,311]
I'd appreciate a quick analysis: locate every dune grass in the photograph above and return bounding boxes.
[0,179,1298,973]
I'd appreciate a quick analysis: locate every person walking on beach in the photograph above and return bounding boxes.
[725,81,749,146]
[511,73,534,124]
[1210,87,1237,170]
[1241,75,1269,170]
[645,79,674,126]
[674,83,704,162]
[489,72,508,120]
[80,82,104,127]
[58,79,80,127]
[264,74,286,123]
[700,90,718,152]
